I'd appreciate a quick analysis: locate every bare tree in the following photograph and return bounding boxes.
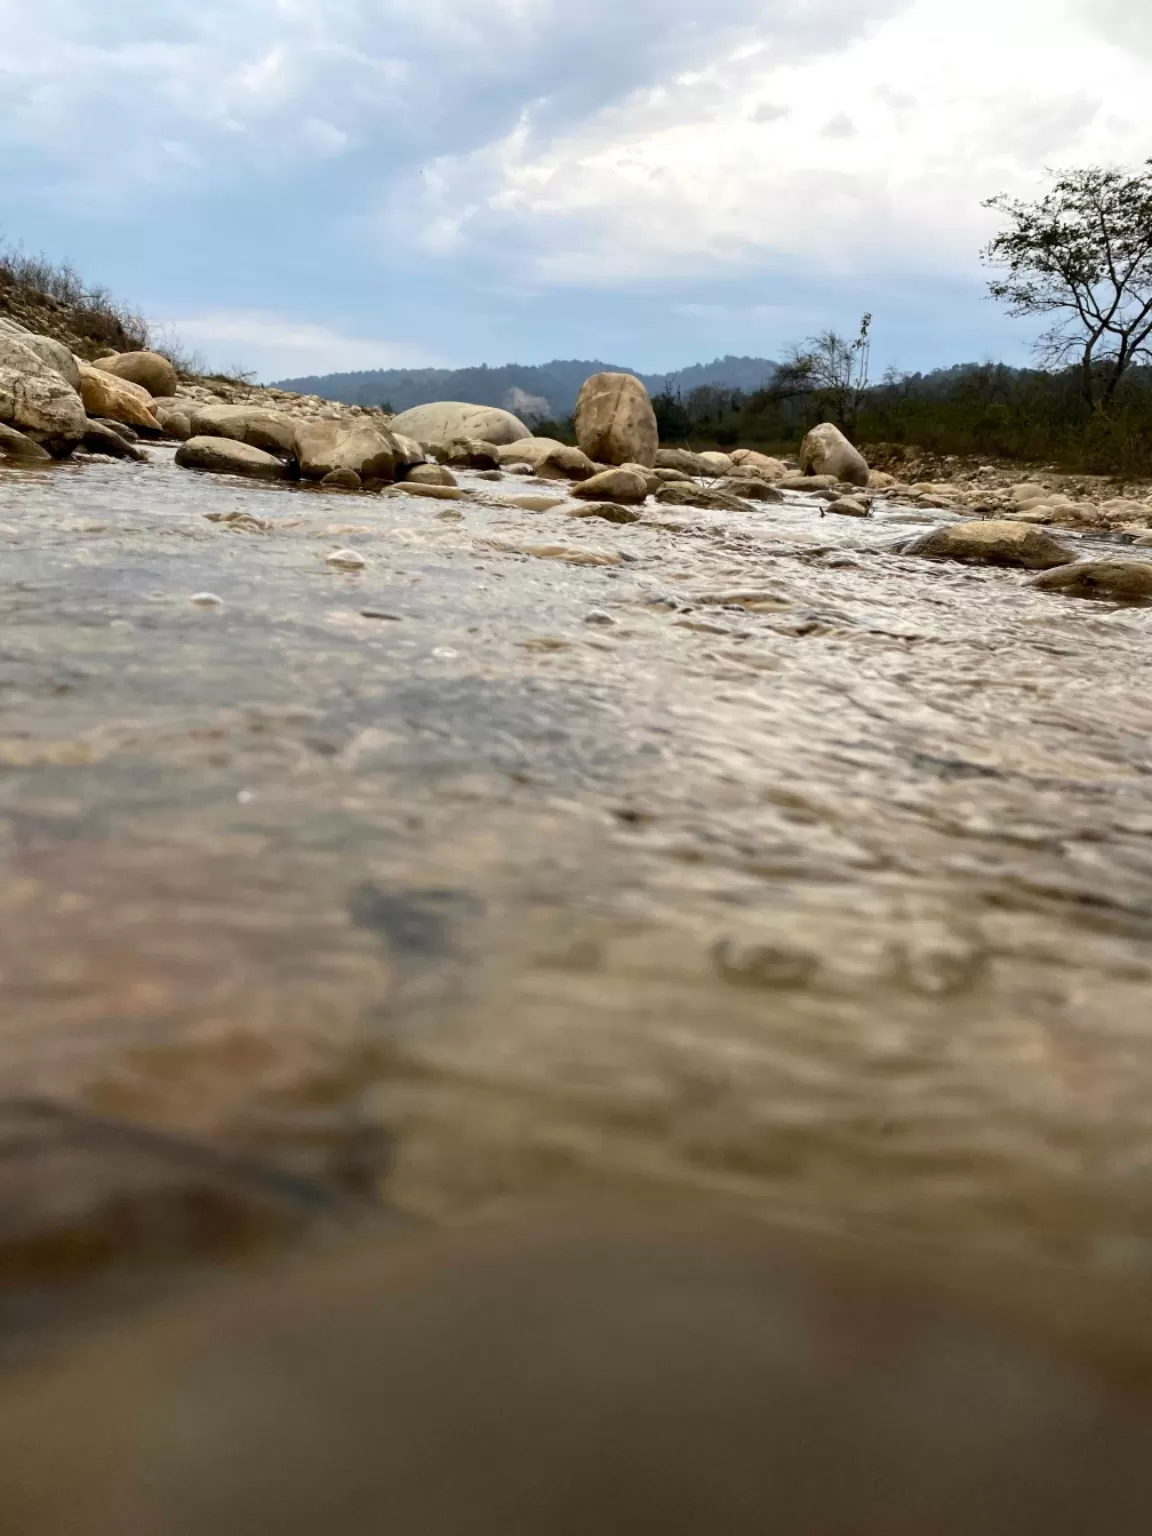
[983,163,1152,410]
[773,313,873,432]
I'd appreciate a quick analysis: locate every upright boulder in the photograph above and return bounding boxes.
[294,419,398,483]
[78,365,160,431]
[574,372,658,468]
[799,423,869,487]
[388,402,530,448]
[92,350,179,399]
[0,336,87,453]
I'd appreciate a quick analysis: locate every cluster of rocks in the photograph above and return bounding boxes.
[4,336,1151,603]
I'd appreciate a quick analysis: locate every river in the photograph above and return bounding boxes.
[2,447,1152,1311]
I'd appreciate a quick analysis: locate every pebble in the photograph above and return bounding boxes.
[190,592,224,608]
[326,549,367,570]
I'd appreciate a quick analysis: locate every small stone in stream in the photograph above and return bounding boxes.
[777,473,837,492]
[507,494,567,512]
[360,609,403,621]
[326,548,367,569]
[389,483,467,501]
[571,466,649,505]
[443,437,500,470]
[569,502,642,524]
[827,496,869,517]
[176,437,287,481]
[475,469,503,481]
[436,508,464,520]
[406,463,457,487]
[1029,559,1152,601]
[655,482,749,512]
[583,610,616,625]
[712,937,819,989]
[190,592,224,608]
[719,476,782,503]
[904,520,1073,570]
[82,421,146,461]
[321,468,363,490]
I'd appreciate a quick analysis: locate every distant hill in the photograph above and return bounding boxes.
[271,355,779,420]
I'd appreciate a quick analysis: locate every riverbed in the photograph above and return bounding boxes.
[2,448,1151,1322]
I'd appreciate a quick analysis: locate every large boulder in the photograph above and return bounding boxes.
[442,438,500,469]
[405,463,457,487]
[697,451,733,476]
[92,350,179,398]
[294,419,398,483]
[904,521,1072,570]
[574,372,658,468]
[390,432,426,471]
[1029,559,1152,600]
[388,402,530,448]
[82,421,147,461]
[175,437,288,481]
[570,466,649,505]
[13,334,82,392]
[78,365,160,431]
[0,336,88,452]
[800,423,869,487]
[719,477,782,503]
[190,404,296,456]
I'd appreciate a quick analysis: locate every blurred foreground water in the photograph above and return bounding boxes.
[1,449,1152,1349]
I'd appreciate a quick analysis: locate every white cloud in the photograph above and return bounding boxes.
[154,311,445,380]
[378,0,1152,286]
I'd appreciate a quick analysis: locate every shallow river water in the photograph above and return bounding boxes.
[2,448,1152,1327]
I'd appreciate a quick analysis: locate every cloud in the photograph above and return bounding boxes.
[820,113,856,138]
[155,311,445,380]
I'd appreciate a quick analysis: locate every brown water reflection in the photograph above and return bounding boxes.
[1,449,1152,1303]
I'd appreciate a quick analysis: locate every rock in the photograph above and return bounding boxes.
[655,468,693,483]
[495,437,566,467]
[730,450,786,479]
[406,463,457,487]
[175,437,288,481]
[800,423,869,487]
[826,496,869,517]
[326,548,367,569]
[868,469,896,490]
[155,408,192,441]
[719,477,782,503]
[0,423,51,462]
[190,592,224,608]
[777,473,837,493]
[388,402,530,448]
[654,482,749,512]
[1029,560,1152,601]
[294,420,397,483]
[389,483,467,502]
[321,468,363,490]
[190,405,296,456]
[507,494,567,511]
[92,350,179,398]
[570,467,649,505]
[620,462,661,495]
[443,438,500,470]
[654,448,716,477]
[697,451,733,475]
[93,418,138,443]
[0,336,88,452]
[78,365,160,431]
[475,470,503,481]
[904,520,1072,570]
[574,372,658,468]
[569,503,642,524]
[15,334,81,391]
[532,445,598,481]
[390,433,427,472]
[82,421,146,461]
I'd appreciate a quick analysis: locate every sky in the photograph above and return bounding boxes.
[2,0,1152,382]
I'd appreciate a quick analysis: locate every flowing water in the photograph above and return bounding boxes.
[2,448,1152,1317]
